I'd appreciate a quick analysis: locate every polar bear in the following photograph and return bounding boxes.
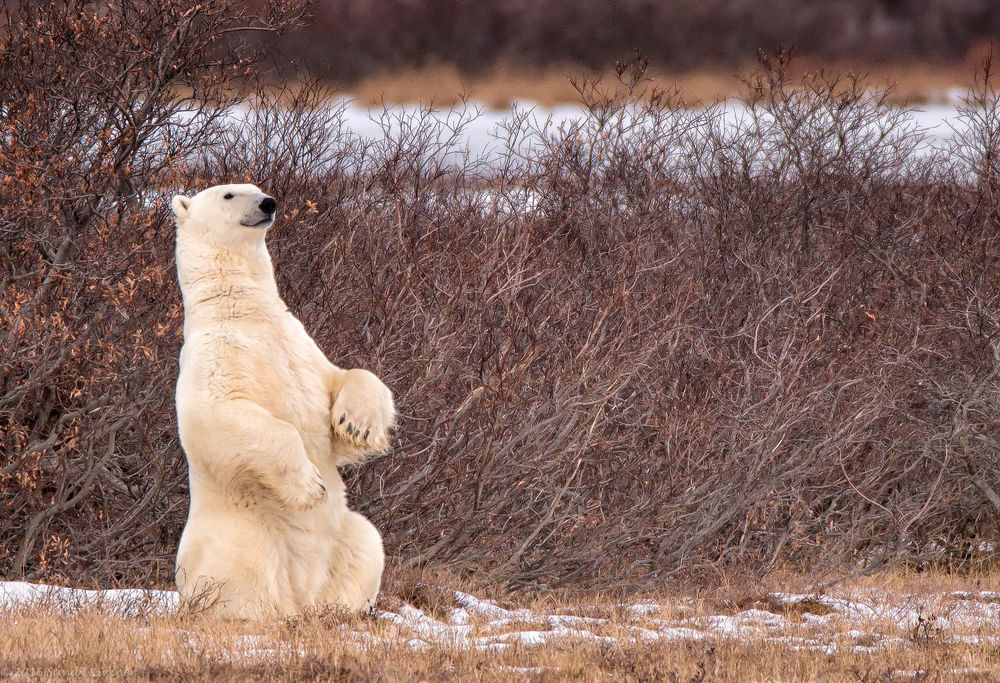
[170,183,394,620]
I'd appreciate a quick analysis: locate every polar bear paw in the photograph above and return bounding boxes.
[276,460,328,511]
[332,369,395,454]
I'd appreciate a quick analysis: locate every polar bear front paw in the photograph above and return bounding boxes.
[277,461,328,511]
[332,369,396,454]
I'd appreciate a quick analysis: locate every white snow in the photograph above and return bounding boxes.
[0,581,178,616]
[199,97,974,176]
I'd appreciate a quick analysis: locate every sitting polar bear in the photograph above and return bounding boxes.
[171,183,395,619]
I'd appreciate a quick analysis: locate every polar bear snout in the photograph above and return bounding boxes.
[240,195,277,228]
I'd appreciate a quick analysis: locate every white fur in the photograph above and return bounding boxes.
[171,183,395,619]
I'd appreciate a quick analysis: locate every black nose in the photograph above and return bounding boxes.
[259,197,276,214]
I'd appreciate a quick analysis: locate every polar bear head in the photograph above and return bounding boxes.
[171,184,277,248]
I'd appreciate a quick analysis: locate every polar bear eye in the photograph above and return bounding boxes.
[223,193,234,200]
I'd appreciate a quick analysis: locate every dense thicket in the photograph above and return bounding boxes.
[2,2,999,588]
[267,0,1000,79]
[0,0,308,583]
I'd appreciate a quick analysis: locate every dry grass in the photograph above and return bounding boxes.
[2,570,999,681]
[339,61,743,108]
[335,59,984,108]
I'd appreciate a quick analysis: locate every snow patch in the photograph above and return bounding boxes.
[0,581,178,616]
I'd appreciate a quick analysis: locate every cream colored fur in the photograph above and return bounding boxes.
[171,183,394,620]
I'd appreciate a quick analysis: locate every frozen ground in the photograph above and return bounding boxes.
[208,95,970,169]
[342,99,967,160]
[2,580,998,657]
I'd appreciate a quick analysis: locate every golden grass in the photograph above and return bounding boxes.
[332,59,983,109]
[0,609,992,681]
[3,569,1000,681]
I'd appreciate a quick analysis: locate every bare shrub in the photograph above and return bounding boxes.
[194,53,1000,588]
[3,29,1000,589]
[0,0,307,583]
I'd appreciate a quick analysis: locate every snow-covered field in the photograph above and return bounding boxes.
[3,578,999,679]
[351,100,967,157]
[214,96,971,169]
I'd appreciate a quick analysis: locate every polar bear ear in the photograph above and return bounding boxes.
[171,195,191,220]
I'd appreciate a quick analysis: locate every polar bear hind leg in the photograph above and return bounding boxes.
[324,511,385,610]
[177,544,288,620]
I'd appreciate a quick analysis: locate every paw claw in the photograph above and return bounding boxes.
[330,369,396,455]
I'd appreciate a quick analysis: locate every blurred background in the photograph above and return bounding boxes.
[255,0,1000,105]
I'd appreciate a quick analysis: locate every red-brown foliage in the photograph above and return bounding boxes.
[0,0,307,583]
[2,1,1000,590]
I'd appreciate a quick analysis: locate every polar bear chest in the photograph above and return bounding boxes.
[180,312,333,447]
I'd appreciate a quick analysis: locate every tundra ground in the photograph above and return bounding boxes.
[2,570,998,681]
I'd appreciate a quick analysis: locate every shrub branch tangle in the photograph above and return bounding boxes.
[0,0,307,582]
[2,3,999,588]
